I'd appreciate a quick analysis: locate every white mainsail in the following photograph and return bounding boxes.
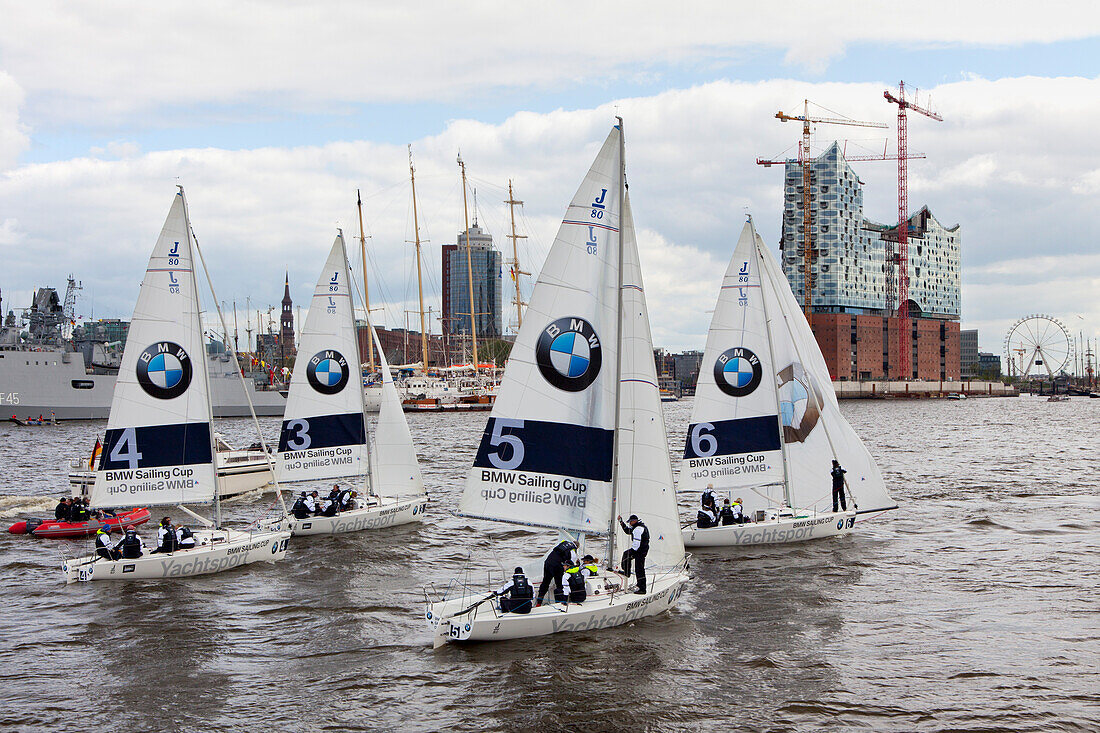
[92,190,217,508]
[754,229,895,514]
[276,233,369,483]
[679,222,787,517]
[610,192,685,570]
[458,128,623,533]
[368,325,425,499]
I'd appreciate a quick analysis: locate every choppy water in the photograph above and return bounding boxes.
[0,396,1096,732]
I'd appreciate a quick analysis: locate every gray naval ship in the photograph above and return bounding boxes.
[0,283,286,420]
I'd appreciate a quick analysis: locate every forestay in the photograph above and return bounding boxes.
[679,222,786,517]
[755,231,895,514]
[459,127,623,533]
[368,324,425,499]
[610,193,685,570]
[92,191,217,507]
[276,233,369,483]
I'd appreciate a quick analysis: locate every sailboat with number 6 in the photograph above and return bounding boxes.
[680,218,897,548]
[63,188,291,583]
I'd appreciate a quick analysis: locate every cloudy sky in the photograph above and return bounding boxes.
[1,2,1098,360]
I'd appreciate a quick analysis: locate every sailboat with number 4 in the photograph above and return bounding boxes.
[425,121,689,645]
[63,188,290,583]
[680,218,897,548]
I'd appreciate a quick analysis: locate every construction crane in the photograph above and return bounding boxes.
[759,101,886,319]
[884,81,943,379]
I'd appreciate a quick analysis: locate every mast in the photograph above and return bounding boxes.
[343,228,376,497]
[505,180,528,332]
[456,154,480,376]
[408,147,429,373]
[232,301,239,353]
[751,219,793,510]
[356,189,375,372]
[177,185,223,528]
[607,118,626,567]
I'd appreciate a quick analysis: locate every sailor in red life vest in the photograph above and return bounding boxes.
[618,514,650,595]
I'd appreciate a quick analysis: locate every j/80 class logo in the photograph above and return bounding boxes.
[306,350,349,395]
[536,317,602,392]
[714,347,762,398]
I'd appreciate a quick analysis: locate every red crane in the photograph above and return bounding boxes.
[884,81,942,379]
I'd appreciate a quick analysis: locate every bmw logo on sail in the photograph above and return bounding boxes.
[136,342,193,400]
[306,350,349,395]
[536,317,602,392]
[714,347,762,397]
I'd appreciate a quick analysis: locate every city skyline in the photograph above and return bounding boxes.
[1,4,1099,360]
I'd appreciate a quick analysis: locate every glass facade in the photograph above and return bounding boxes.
[443,224,503,338]
[780,143,960,319]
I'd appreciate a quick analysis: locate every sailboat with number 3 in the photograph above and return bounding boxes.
[425,121,690,645]
[681,218,897,547]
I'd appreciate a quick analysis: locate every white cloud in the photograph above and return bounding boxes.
[2,1,1099,124]
[2,75,1100,353]
[0,71,27,169]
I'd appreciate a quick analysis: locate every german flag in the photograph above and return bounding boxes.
[89,438,102,470]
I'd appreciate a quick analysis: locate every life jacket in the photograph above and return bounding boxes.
[565,567,586,592]
[95,531,112,549]
[701,489,716,508]
[120,534,142,558]
[510,573,533,599]
[697,509,717,528]
[70,504,88,522]
[337,489,354,508]
[582,564,599,577]
[633,522,650,553]
[549,540,576,565]
[177,526,195,545]
[831,466,846,488]
[719,505,735,525]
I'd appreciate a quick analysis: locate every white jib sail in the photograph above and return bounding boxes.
[611,192,685,570]
[276,233,369,483]
[458,126,623,534]
[92,190,217,508]
[368,324,425,499]
[754,230,895,514]
[679,221,787,518]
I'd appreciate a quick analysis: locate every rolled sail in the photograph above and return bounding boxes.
[679,221,786,517]
[459,127,623,533]
[92,191,217,508]
[276,233,369,483]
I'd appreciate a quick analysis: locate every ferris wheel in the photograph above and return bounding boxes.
[1003,314,1074,378]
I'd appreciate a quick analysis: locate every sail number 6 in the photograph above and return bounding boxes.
[690,423,718,458]
[487,418,524,470]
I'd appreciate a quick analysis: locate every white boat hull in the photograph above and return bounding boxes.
[682,510,857,547]
[69,451,274,499]
[427,569,689,644]
[62,528,291,583]
[281,495,428,536]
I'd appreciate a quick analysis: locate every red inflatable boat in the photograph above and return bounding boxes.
[7,507,152,538]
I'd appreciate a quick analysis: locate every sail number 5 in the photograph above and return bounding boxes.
[487,418,524,470]
[690,423,718,458]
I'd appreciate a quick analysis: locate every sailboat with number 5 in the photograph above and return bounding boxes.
[63,188,291,583]
[425,121,690,645]
[680,218,897,548]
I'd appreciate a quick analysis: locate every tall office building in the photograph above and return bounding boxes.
[960,329,979,378]
[442,222,503,339]
[778,143,962,381]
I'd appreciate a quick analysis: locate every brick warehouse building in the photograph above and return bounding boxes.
[779,144,961,381]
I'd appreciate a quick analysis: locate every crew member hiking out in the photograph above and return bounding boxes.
[497,567,534,614]
[831,459,847,513]
[618,514,650,595]
[536,539,578,607]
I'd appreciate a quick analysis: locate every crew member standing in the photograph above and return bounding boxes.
[830,459,847,513]
[617,514,650,595]
[536,539,578,606]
